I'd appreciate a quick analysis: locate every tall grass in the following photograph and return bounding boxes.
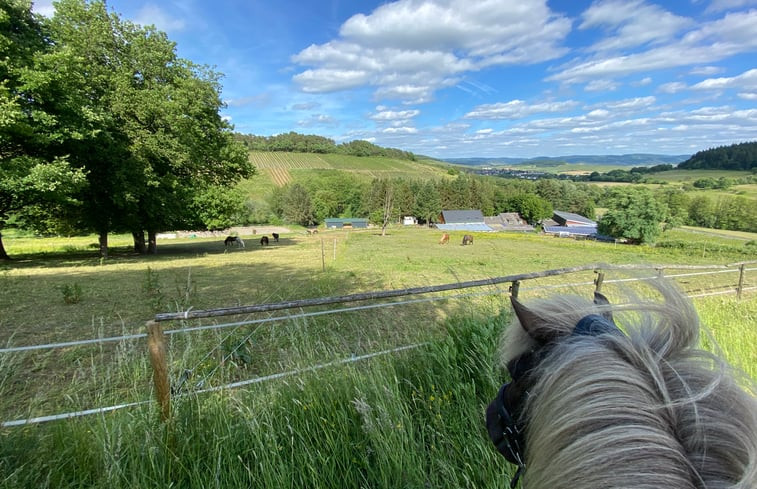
[0,305,512,488]
[1,229,754,487]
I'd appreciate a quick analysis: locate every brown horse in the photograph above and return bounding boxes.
[439,233,450,244]
[462,234,473,245]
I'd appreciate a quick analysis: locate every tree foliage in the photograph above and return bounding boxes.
[1,0,254,257]
[598,188,668,243]
[234,132,416,160]
[677,141,757,171]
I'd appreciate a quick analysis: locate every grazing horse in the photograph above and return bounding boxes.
[224,236,245,248]
[260,236,269,246]
[306,228,318,235]
[486,281,757,489]
[439,233,450,244]
[272,232,279,243]
[462,234,473,245]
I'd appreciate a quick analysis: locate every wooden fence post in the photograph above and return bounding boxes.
[737,264,746,300]
[594,270,605,293]
[147,320,170,421]
[510,280,520,299]
[321,238,325,272]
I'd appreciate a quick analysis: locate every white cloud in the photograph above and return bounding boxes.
[584,79,619,92]
[370,109,421,122]
[133,4,186,32]
[463,99,578,120]
[579,0,692,52]
[602,96,656,110]
[549,9,757,84]
[292,0,571,101]
[738,92,757,100]
[658,82,688,94]
[705,0,757,13]
[382,126,418,134]
[297,114,338,127]
[691,68,757,90]
[689,66,724,76]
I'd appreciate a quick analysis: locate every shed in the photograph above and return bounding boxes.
[552,210,596,227]
[437,209,493,232]
[324,218,369,229]
[484,212,534,232]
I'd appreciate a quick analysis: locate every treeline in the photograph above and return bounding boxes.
[678,142,757,171]
[259,174,600,228]
[249,173,756,238]
[234,132,416,160]
[0,0,252,259]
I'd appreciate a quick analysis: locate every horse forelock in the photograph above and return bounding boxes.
[501,281,757,489]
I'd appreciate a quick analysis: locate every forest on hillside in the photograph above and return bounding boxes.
[677,142,757,171]
[234,132,416,161]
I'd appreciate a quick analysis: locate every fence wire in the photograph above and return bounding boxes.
[2,263,755,427]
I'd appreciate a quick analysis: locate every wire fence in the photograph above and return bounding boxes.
[2,261,755,428]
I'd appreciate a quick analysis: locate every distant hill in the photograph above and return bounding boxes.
[677,142,757,171]
[443,154,690,167]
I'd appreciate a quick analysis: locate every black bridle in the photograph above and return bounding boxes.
[485,314,621,488]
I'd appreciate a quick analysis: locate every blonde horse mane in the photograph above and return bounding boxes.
[497,279,757,489]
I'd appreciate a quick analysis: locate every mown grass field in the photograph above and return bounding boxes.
[1,224,755,488]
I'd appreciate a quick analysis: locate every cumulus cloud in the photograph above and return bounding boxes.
[584,79,619,92]
[464,99,579,120]
[292,0,570,102]
[691,68,757,90]
[579,0,693,52]
[549,8,757,84]
[297,114,338,127]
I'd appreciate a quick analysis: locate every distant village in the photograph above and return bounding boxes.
[467,167,573,180]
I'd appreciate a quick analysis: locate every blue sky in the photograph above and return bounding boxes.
[33,0,757,158]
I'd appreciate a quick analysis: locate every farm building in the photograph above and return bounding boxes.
[324,218,369,229]
[484,212,535,232]
[542,210,598,238]
[403,216,418,225]
[436,210,494,232]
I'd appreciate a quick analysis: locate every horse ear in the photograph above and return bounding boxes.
[510,296,553,343]
[593,291,615,323]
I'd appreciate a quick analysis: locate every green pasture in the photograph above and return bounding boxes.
[649,169,753,182]
[0,226,755,488]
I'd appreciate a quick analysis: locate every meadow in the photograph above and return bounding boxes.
[0,225,755,488]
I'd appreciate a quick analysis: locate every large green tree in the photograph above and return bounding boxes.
[0,0,87,259]
[504,193,553,225]
[39,0,253,255]
[598,188,667,244]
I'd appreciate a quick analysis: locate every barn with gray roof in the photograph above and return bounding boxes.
[436,210,494,232]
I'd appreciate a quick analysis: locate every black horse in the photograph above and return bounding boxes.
[272,232,279,243]
[224,236,245,248]
[260,236,269,246]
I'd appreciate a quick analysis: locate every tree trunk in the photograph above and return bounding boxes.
[147,230,158,254]
[98,231,109,258]
[0,232,11,260]
[133,231,147,254]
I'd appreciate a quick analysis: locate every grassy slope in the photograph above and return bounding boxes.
[1,227,755,488]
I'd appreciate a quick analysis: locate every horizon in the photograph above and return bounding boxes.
[32,0,757,159]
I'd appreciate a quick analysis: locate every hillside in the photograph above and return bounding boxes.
[677,141,757,171]
[246,151,450,187]
[443,153,690,167]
